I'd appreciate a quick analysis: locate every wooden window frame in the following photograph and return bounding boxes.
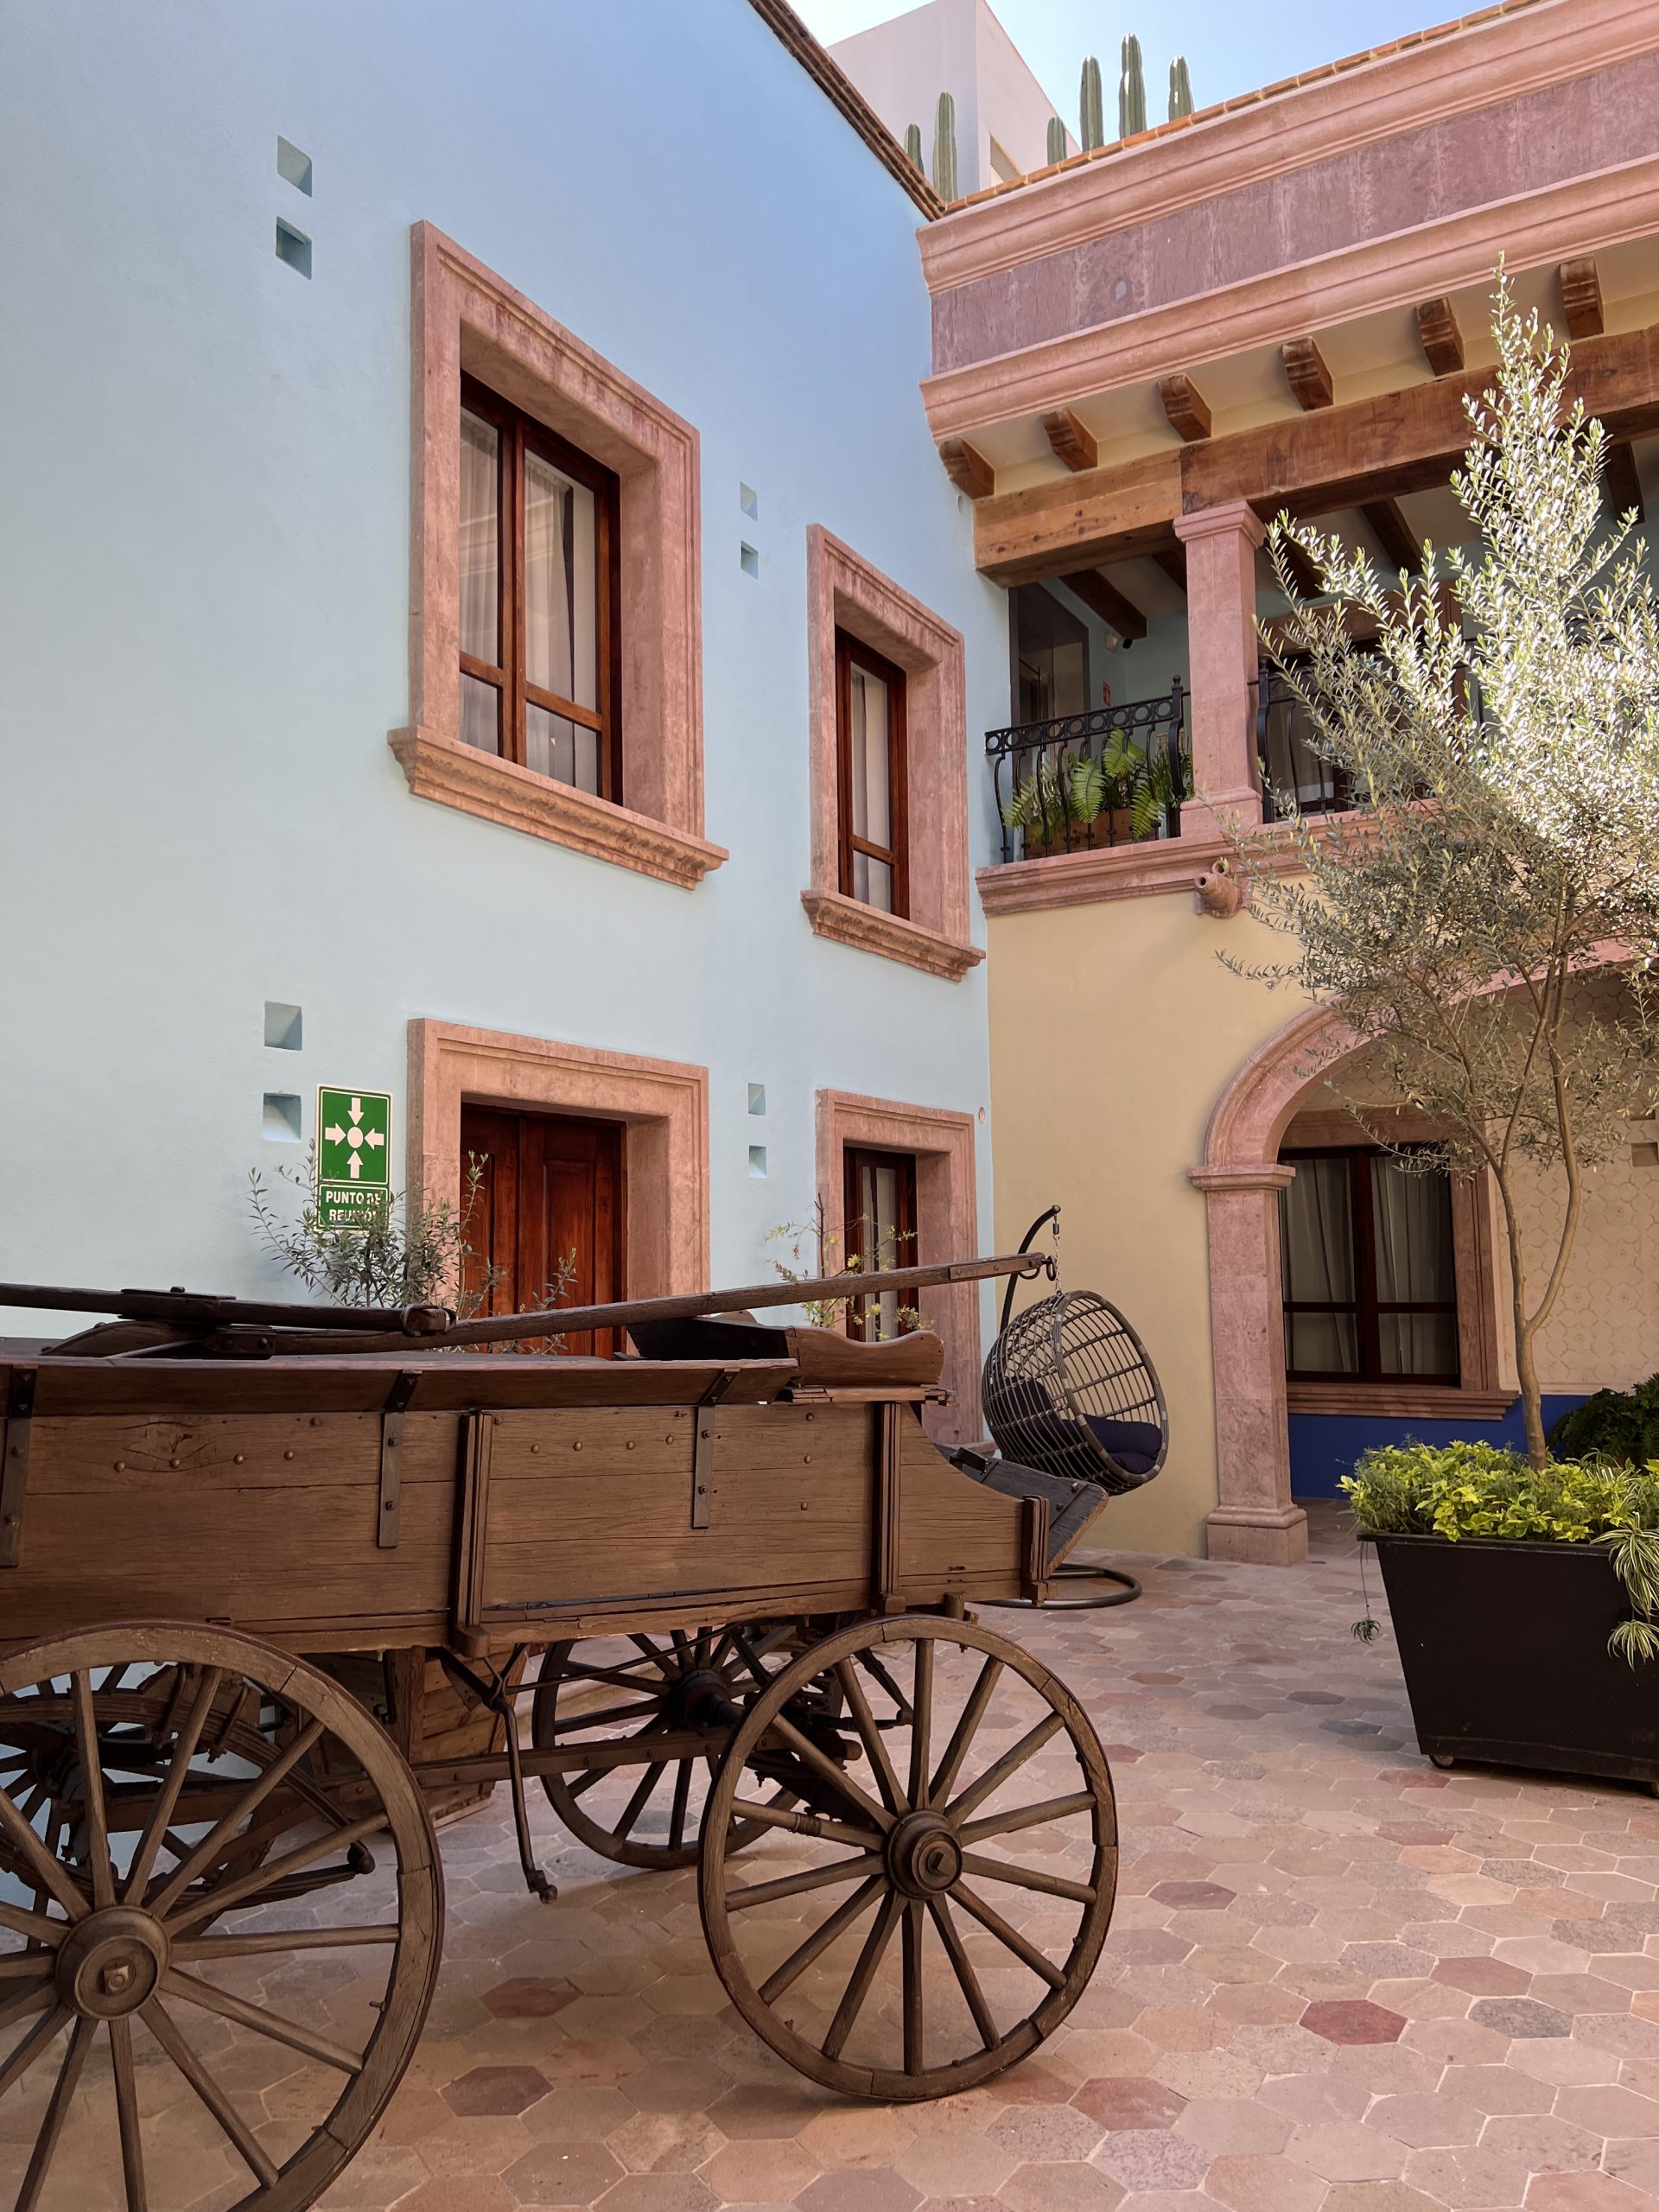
[842,1143,919,1341]
[460,372,623,800]
[834,627,910,920]
[1281,1144,1459,1386]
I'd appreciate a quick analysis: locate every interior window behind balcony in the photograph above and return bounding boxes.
[458,375,619,798]
[1280,1146,1459,1382]
[836,628,908,916]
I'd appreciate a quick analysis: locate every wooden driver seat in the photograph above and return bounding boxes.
[627,1313,945,1389]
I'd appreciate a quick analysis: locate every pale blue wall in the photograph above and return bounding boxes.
[0,0,1009,1325]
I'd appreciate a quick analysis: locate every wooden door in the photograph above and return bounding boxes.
[461,1107,626,1355]
[842,1145,919,1342]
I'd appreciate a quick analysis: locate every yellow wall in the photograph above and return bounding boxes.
[988,899,1659,1558]
[987,888,1304,1556]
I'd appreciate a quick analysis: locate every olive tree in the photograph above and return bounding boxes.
[1230,274,1659,1465]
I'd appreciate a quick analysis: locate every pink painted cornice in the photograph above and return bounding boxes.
[919,0,1649,296]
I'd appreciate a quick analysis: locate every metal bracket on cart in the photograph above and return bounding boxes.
[0,1365,35,1567]
[436,1644,557,1903]
[691,1369,737,1529]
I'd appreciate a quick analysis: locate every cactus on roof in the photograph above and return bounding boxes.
[905,122,924,169]
[1119,35,1146,139]
[1046,114,1067,166]
[931,91,958,201]
[1078,55,1103,151]
[1168,56,1193,120]
[938,91,960,203]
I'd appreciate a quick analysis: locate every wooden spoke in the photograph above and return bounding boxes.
[945,1713,1065,1824]
[613,1762,666,1841]
[0,1978,53,2032]
[855,1649,913,1724]
[141,1996,279,2189]
[725,1853,879,1912]
[0,1784,88,1923]
[0,2006,68,2099]
[162,1809,386,1934]
[902,1899,925,2075]
[728,1798,882,1851]
[147,1715,326,1917]
[109,2017,148,2212]
[668,1760,691,1854]
[959,1790,1098,1845]
[0,1956,53,1981]
[948,1882,1065,1989]
[564,1768,607,1800]
[926,1894,999,2052]
[161,1967,365,2073]
[0,1900,67,1948]
[629,1636,676,1677]
[766,1714,893,1834]
[557,1660,665,1690]
[71,1670,116,1910]
[908,1639,934,1810]
[821,1890,904,2061]
[547,1699,663,1736]
[123,1668,222,1905]
[928,1656,1003,1807]
[171,1923,400,1961]
[834,1660,907,1817]
[758,1874,884,2005]
[959,1850,1097,1904]
[16,2012,94,2212]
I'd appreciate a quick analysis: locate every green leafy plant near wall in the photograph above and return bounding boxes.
[1343,1441,1659,1666]
[1548,1371,1659,1463]
[1001,736,1188,846]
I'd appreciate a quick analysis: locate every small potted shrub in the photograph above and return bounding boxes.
[1344,1440,1659,1791]
[1002,735,1182,858]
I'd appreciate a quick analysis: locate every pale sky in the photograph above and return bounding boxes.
[794,0,1456,131]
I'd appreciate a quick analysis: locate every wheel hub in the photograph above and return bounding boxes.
[55,1906,168,2019]
[886,1809,963,1898]
[671,1669,742,1732]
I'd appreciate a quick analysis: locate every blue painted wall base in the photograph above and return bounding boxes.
[1289,1395,1590,1499]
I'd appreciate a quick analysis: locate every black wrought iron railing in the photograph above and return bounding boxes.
[1255,667,1356,822]
[986,682,1188,865]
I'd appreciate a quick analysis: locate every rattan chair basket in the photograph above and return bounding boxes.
[982,1285,1168,1498]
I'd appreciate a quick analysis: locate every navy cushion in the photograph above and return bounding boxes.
[1084,1416,1163,1475]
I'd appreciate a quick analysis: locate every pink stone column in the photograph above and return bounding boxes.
[1173,500,1266,835]
[1187,1162,1308,1566]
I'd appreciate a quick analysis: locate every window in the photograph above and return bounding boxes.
[459,376,620,798]
[1280,1147,1459,1382]
[835,629,908,917]
[842,1145,918,1341]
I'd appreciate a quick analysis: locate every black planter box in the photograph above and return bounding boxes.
[1371,1532,1659,1791]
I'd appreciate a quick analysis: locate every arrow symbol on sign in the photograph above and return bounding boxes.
[324,1123,348,1146]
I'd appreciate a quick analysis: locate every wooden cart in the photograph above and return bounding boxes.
[0,1255,1119,2210]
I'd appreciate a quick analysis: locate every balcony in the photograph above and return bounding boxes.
[985,683,1188,867]
[1255,666,1356,823]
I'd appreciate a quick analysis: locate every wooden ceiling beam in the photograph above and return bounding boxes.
[1605,438,1644,523]
[1414,296,1465,377]
[1360,498,1419,575]
[1560,257,1604,341]
[1158,373,1212,442]
[1281,337,1334,411]
[1042,408,1098,474]
[938,438,995,499]
[1058,568,1147,640]
[1151,547,1187,594]
[974,319,1659,586]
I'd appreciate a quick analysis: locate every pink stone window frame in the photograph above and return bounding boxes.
[392,224,723,890]
[804,528,982,982]
[817,1089,982,1442]
[408,1020,710,1302]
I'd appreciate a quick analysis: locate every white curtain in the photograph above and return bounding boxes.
[1372,1157,1456,1375]
[1280,1157,1357,1373]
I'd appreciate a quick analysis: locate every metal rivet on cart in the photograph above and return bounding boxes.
[803,1455,812,1465]
[573,1440,582,1450]
[530,1443,540,1453]
[233,1454,245,1465]
[169,1459,181,1469]
[113,1460,124,1471]
[283,1450,295,1461]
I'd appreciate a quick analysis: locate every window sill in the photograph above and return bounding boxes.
[389,728,727,889]
[801,889,984,981]
[1287,1381,1518,1420]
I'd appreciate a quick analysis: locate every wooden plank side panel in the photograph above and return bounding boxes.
[481,1402,875,1617]
[894,1418,1027,1600]
[22,1413,460,1495]
[0,1478,456,1649]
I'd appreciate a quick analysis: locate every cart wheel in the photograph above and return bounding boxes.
[532,1624,815,1870]
[699,1613,1116,2100]
[0,1622,442,2212]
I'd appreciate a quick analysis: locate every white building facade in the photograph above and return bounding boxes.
[0,0,1009,1429]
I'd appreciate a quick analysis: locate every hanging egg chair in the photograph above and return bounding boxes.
[982,1211,1169,1498]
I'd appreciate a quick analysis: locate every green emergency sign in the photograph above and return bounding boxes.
[317,1087,392,1227]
